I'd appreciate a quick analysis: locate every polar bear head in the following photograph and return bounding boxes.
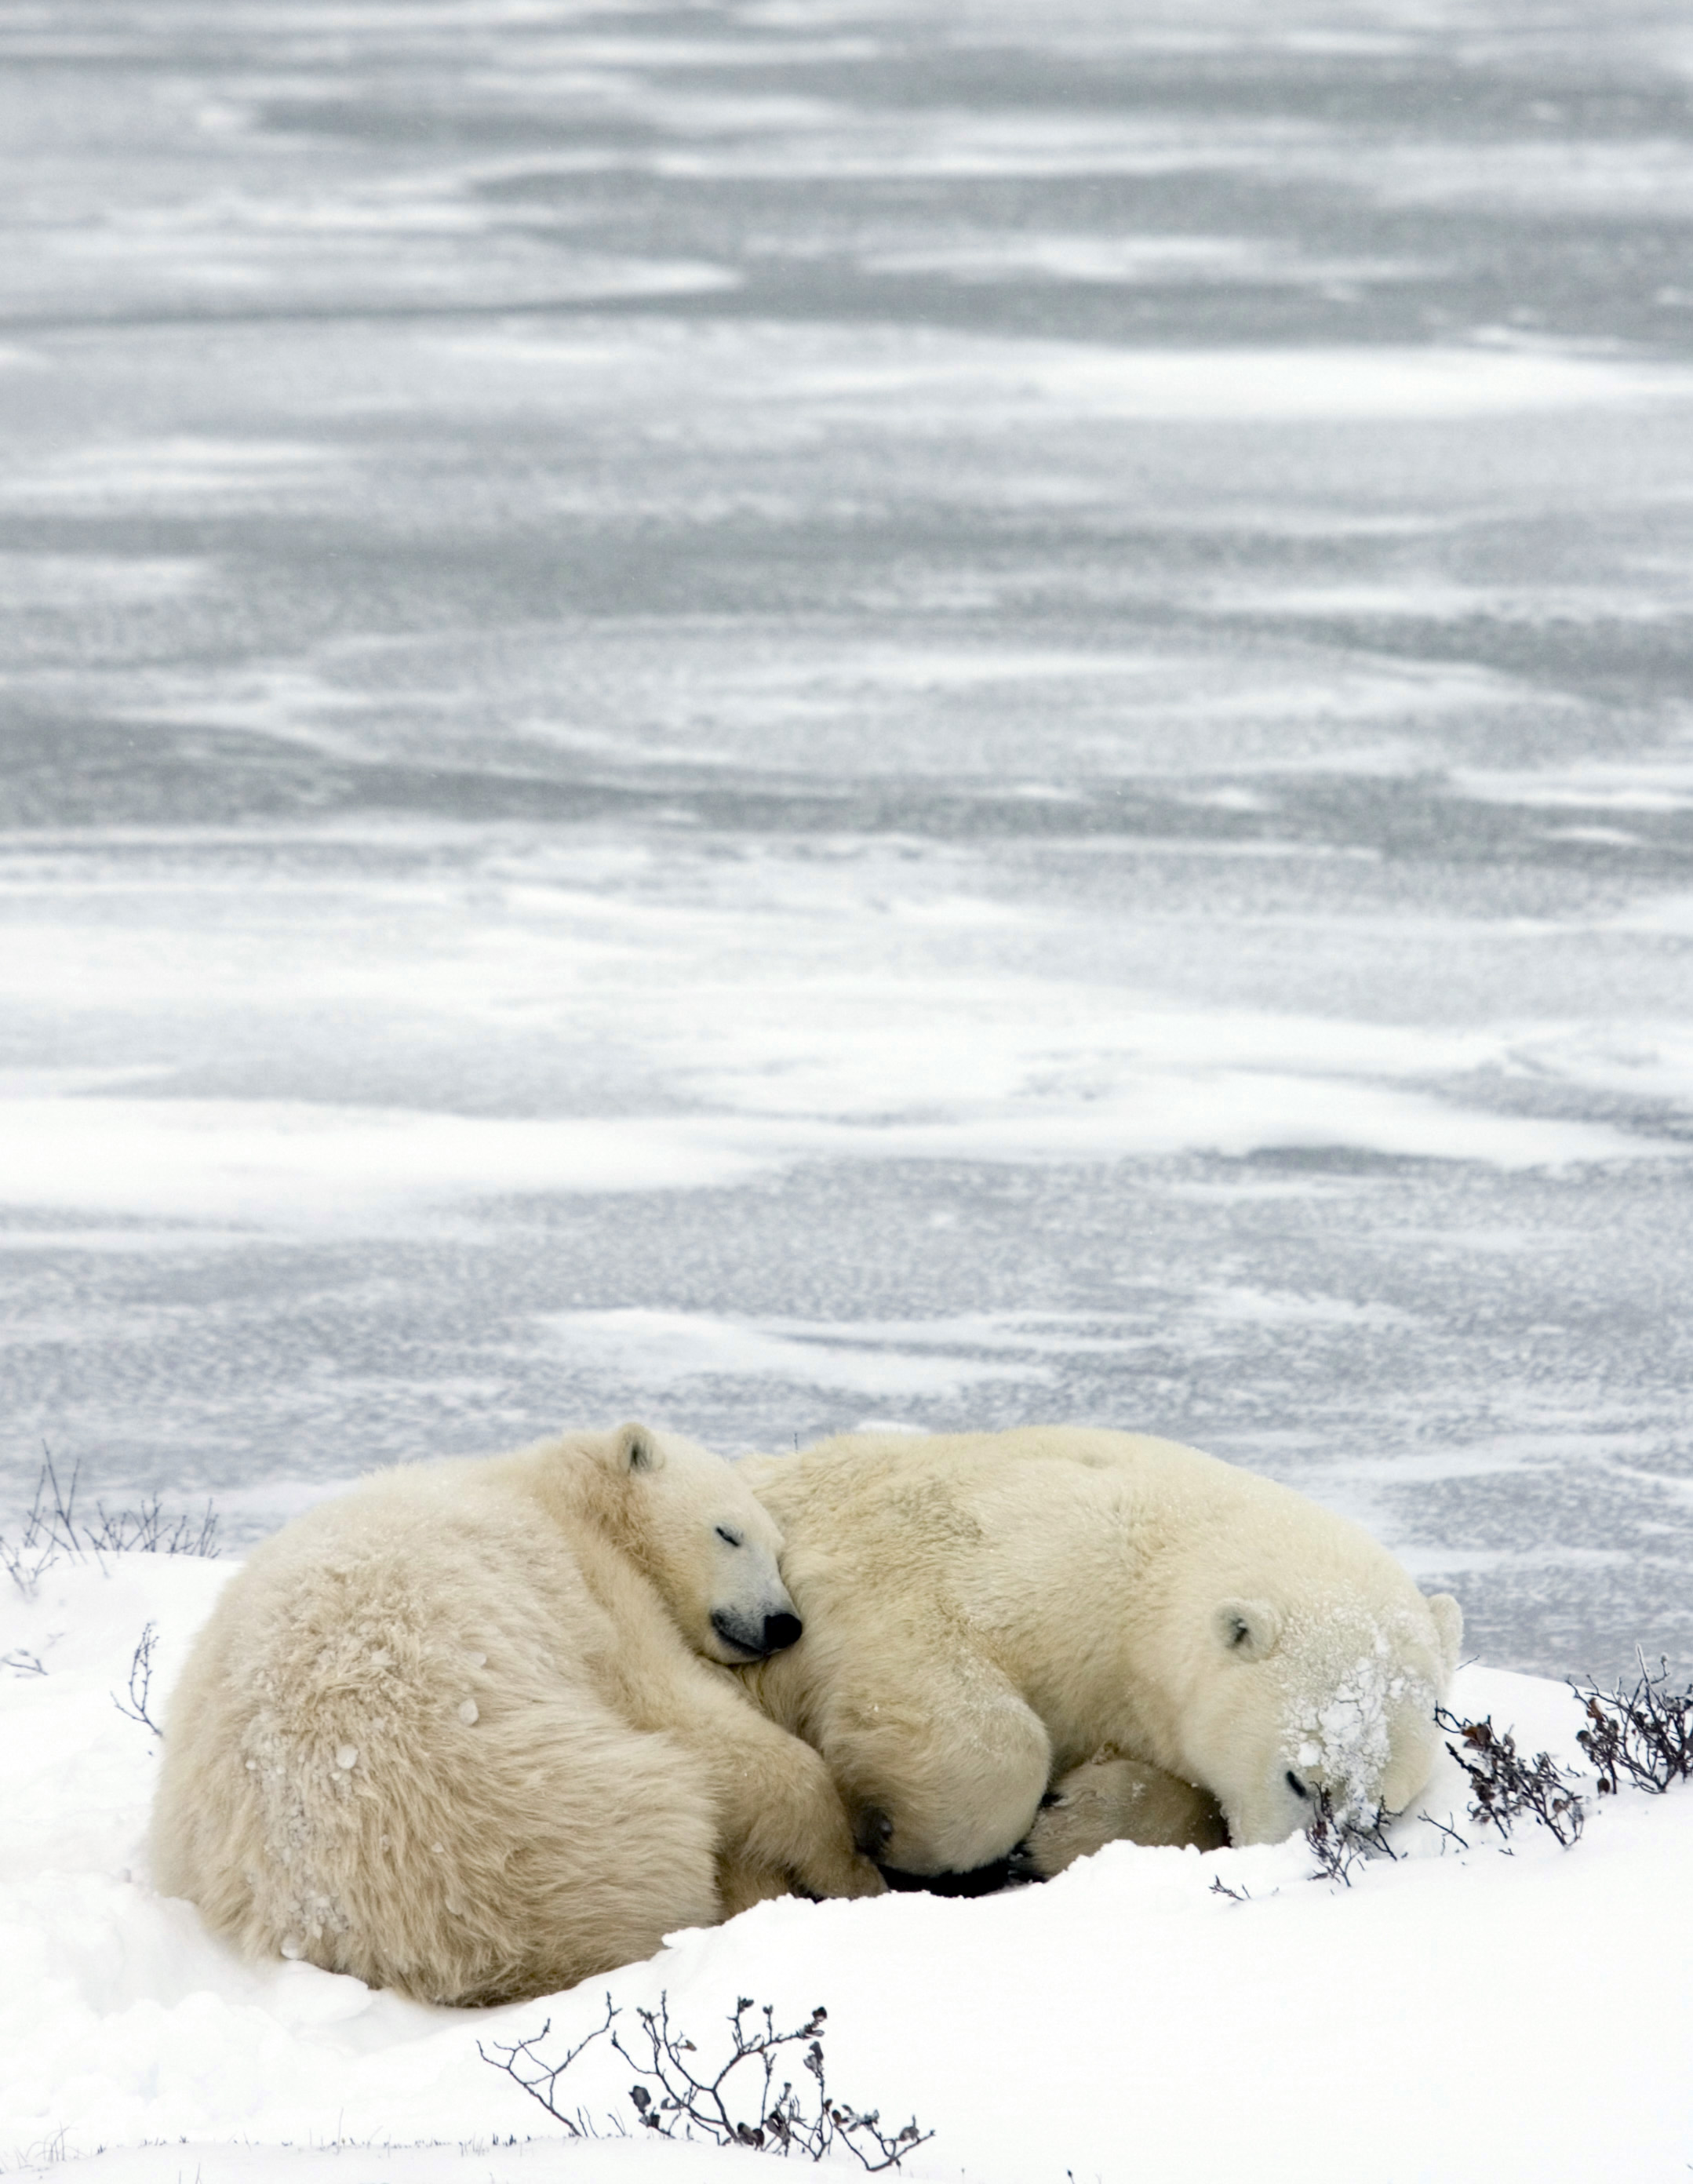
[600,1423,803,1666]
[1165,1567,1462,1847]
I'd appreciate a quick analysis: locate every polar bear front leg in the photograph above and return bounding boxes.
[1014,1752,1228,1878]
[821,1667,1054,1878]
[679,1672,886,1902]
[715,1853,796,1920]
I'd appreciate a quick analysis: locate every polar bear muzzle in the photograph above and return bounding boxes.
[710,1605,804,1658]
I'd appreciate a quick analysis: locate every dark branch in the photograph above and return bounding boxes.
[111,1622,162,1738]
[1435,1707,1585,1847]
[1568,1655,1693,1797]
[479,1993,931,2169]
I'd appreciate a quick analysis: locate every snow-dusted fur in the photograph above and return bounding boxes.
[737,1428,1463,1873]
[1021,1753,1229,1874]
[151,1423,882,2005]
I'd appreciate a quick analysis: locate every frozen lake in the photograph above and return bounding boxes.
[2,0,1690,1680]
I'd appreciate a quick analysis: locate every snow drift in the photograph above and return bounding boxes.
[2,1549,1690,2184]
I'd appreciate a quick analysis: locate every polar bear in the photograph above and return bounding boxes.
[151,1423,883,2005]
[735,1427,1462,1876]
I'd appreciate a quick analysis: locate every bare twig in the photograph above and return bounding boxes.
[1570,1654,1693,1796]
[1435,1708,1585,1847]
[84,1493,220,1560]
[1418,1812,1471,1855]
[1305,1791,1398,1886]
[478,1997,621,2140]
[3,1455,218,1600]
[112,1622,162,1738]
[481,1993,932,2170]
[1,1454,88,1595]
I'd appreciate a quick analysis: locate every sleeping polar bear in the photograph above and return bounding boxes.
[151,1423,883,2004]
[736,1426,1462,1877]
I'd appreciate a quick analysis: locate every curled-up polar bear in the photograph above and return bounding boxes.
[151,1424,883,2005]
[736,1427,1462,1878]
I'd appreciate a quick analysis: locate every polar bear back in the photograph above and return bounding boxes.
[151,1445,724,2002]
[744,1423,1419,1619]
[738,1425,1460,1864]
[740,1427,1265,1767]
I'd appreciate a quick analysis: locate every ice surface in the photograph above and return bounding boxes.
[2,0,1691,1680]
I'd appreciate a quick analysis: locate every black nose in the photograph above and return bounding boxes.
[855,1805,894,1855]
[763,1611,803,1653]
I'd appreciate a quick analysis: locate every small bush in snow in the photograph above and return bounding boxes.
[480,1993,933,2170]
[1305,1792,1398,1885]
[1,1457,218,1597]
[1571,1655,1693,1796]
[1436,1709,1585,1848]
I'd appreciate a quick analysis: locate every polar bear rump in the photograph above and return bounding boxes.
[150,1424,876,2005]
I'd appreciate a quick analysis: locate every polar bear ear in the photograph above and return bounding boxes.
[1214,1600,1280,1662]
[1426,1591,1463,1680]
[614,1422,666,1476]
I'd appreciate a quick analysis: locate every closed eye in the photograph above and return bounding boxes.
[715,1526,744,1548]
[1285,1771,1310,1800]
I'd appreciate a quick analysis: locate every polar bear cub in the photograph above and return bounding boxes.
[151,1423,883,2005]
[736,1427,1462,1876]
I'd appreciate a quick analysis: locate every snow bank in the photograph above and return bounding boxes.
[3,1554,1690,2184]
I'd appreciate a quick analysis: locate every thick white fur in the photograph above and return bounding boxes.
[151,1423,882,2005]
[737,1428,1462,1873]
[1021,1753,1228,1876]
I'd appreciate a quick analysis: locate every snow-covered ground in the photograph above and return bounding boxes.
[3,1548,1691,2184]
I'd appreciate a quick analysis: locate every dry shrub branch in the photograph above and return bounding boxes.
[1305,1793,1399,1885]
[112,1622,162,1738]
[1435,1708,1585,1847]
[1570,1655,1693,1796]
[2,1455,217,1599]
[480,1993,932,2171]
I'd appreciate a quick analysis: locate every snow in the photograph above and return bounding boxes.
[2,1552,1690,2184]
